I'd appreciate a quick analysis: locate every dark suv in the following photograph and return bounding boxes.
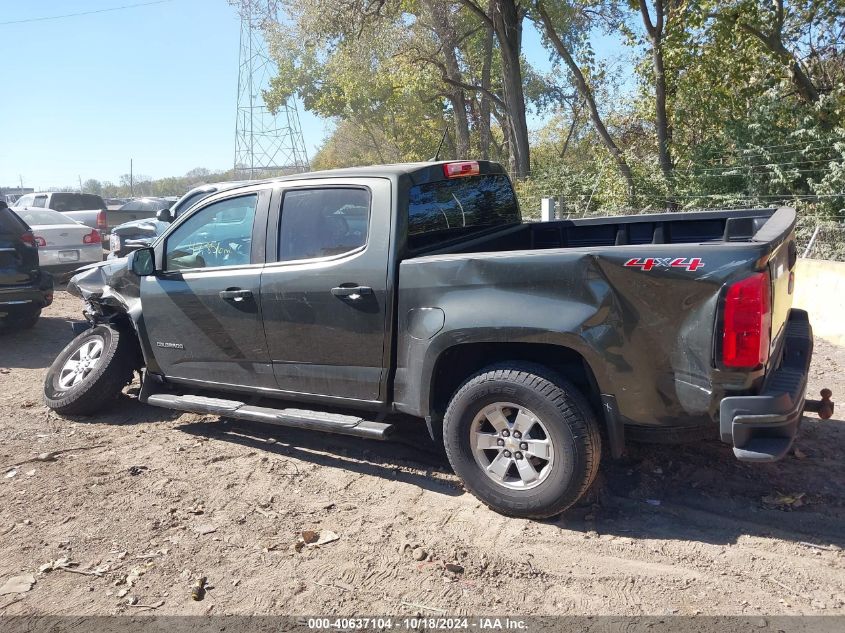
[0,203,53,331]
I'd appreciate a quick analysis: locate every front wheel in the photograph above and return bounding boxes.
[44,325,135,416]
[443,363,601,519]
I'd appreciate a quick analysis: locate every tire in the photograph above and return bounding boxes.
[44,325,135,416]
[443,363,601,519]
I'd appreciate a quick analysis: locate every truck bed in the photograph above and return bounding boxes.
[394,207,797,436]
[416,208,782,257]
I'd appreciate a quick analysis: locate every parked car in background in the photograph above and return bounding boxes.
[13,208,103,279]
[108,182,245,258]
[106,197,174,230]
[0,203,53,331]
[13,192,107,236]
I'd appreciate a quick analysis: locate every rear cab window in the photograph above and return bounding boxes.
[50,193,107,212]
[407,173,520,250]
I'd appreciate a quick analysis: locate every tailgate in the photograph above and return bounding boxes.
[762,215,799,372]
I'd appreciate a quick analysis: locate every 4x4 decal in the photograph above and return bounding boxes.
[623,257,704,272]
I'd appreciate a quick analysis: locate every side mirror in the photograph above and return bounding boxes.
[155,208,173,223]
[129,247,155,276]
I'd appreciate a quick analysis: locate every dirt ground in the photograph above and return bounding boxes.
[0,290,843,617]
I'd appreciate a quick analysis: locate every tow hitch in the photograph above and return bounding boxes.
[804,388,834,420]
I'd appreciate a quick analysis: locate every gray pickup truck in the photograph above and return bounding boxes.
[43,160,831,518]
[13,192,108,235]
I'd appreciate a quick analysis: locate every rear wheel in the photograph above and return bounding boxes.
[443,363,601,519]
[44,325,135,416]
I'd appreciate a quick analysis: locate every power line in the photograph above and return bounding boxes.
[0,0,172,27]
[680,158,835,172]
[687,144,844,167]
[551,192,845,200]
[695,138,839,155]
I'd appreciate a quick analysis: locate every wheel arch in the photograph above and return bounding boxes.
[427,341,605,431]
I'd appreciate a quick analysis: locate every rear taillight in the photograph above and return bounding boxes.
[83,229,102,244]
[96,210,107,231]
[722,272,771,369]
[443,161,480,178]
[33,235,47,247]
[20,232,37,247]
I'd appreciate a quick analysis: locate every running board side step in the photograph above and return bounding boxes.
[144,394,394,440]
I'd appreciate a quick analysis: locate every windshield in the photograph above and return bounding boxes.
[50,193,106,212]
[407,174,520,250]
[16,208,73,226]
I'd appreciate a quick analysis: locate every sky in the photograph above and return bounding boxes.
[0,0,631,190]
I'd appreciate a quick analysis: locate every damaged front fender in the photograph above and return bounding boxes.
[67,258,141,318]
[66,257,159,373]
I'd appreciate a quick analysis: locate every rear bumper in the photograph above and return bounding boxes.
[719,309,813,462]
[39,245,103,275]
[0,272,54,312]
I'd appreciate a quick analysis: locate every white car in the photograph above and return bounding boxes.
[13,208,103,279]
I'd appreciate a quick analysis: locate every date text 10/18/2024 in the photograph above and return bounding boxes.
[306,618,529,630]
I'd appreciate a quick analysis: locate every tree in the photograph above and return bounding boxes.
[635,0,680,204]
[81,179,103,195]
[713,0,823,104]
[533,0,637,201]
[460,0,532,176]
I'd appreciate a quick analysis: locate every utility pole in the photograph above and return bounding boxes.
[78,176,83,192]
[130,159,134,197]
[234,0,309,179]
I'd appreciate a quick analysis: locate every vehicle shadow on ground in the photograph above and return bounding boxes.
[0,317,77,369]
[563,415,845,548]
[176,415,462,498]
[174,408,845,548]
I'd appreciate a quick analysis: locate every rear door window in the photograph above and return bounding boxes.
[278,188,370,261]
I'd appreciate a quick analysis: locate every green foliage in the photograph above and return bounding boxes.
[227,0,845,236]
[517,0,844,223]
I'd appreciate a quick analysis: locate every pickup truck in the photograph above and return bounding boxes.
[13,192,108,236]
[43,160,831,518]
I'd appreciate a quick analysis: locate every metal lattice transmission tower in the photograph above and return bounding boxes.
[234,0,309,178]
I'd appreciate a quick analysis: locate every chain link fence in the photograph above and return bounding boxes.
[796,218,845,261]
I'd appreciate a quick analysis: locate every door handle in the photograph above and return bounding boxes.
[331,285,373,299]
[219,288,253,302]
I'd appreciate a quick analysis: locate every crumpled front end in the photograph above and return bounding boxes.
[67,258,141,320]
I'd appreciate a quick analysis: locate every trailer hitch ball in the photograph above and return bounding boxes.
[805,388,834,420]
[818,389,834,420]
